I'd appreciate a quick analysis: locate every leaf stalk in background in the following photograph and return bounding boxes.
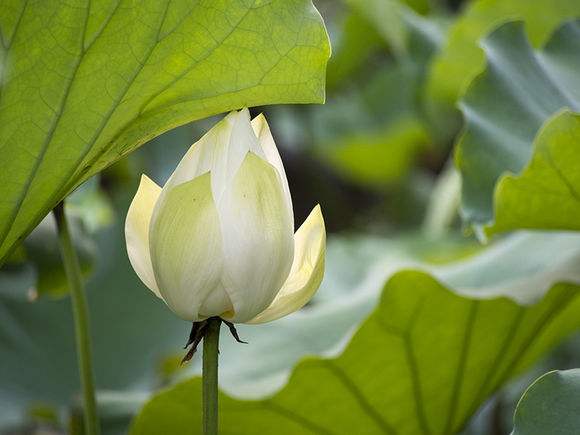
[54,202,100,435]
[422,160,461,238]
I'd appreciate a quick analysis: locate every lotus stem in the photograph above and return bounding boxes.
[203,317,221,435]
[54,201,100,435]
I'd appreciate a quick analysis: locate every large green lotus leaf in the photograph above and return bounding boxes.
[131,264,580,435]
[425,0,580,140]
[0,0,330,263]
[456,20,580,235]
[511,369,580,435]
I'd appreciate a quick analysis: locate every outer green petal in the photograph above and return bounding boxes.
[248,205,326,324]
[251,113,293,226]
[219,152,294,323]
[125,175,162,298]
[149,173,231,321]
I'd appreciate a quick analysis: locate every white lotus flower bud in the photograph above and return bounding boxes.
[125,109,325,324]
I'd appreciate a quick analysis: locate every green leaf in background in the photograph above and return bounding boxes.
[66,178,115,234]
[131,269,580,435]
[0,179,111,300]
[0,251,35,301]
[326,11,385,90]
[492,111,580,235]
[345,0,430,57]
[313,63,429,188]
[455,20,580,235]
[286,0,444,190]
[23,214,95,299]
[0,214,95,301]
[0,0,330,263]
[310,3,443,189]
[511,369,580,435]
[0,199,187,431]
[425,0,580,141]
[324,116,428,187]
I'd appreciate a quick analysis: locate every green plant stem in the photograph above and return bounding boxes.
[54,202,100,435]
[203,318,221,435]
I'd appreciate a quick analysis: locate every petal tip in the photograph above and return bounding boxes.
[139,173,161,188]
[309,204,326,233]
[251,113,269,136]
[227,107,251,123]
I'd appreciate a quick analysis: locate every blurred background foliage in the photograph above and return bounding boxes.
[2,0,580,434]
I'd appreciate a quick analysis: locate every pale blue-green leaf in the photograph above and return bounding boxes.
[511,369,580,435]
[425,0,580,141]
[456,20,580,233]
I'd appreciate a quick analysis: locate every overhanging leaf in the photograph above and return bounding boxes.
[455,20,580,235]
[130,269,580,435]
[425,0,580,141]
[0,0,330,263]
[511,369,580,435]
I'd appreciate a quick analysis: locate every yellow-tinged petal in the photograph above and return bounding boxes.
[149,173,231,321]
[219,152,294,323]
[125,175,162,298]
[248,204,326,324]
